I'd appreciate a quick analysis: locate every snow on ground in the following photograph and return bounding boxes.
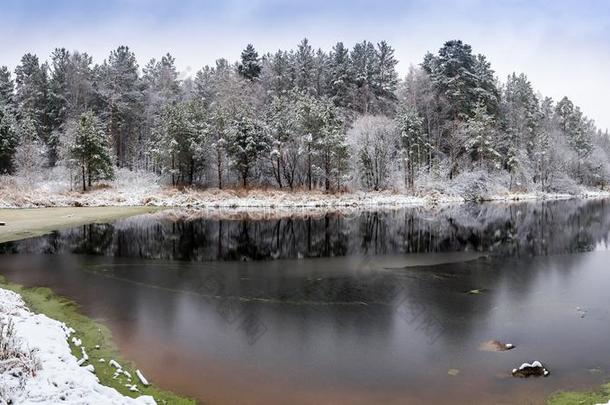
[1,171,609,209]
[0,287,155,405]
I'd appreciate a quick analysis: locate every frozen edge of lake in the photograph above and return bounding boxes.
[0,287,156,405]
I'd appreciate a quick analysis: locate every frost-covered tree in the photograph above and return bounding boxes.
[261,50,293,96]
[293,39,316,94]
[70,111,114,191]
[0,105,17,173]
[501,73,540,158]
[396,106,426,189]
[373,41,399,114]
[152,102,202,186]
[141,53,181,170]
[227,115,270,187]
[15,53,50,150]
[13,116,46,181]
[0,38,608,194]
[0,66,15,109]
[0,68,16,173]
[350,41,377,114]
[554,96,594,181]
[423,40,498,120]
[265,93,299,188]
[328,42,353,109]
[238,44,262,81]
[96,46,143,167]
[463,102,501,167]
[348,115,398,190]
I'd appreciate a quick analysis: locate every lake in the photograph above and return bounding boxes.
[2,199,610,404]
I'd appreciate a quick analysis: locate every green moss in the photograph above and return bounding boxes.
[547,383,610,405]
[0,276,195,405]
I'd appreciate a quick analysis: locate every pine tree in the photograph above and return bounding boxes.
[265,93,298,188]
[97,46,143,167]
[0,105,17,173]
[328,42,353,109]
[70,111,114,191]
[501,73,540,156]
[267,50,294,95]
[47,48,71,165]
[373,41,399,114]
[0,66,14,109]
[293,39,316,94]
[423,40,498,120]
[15,53,50,149]
[463,102,501,166]
[350,41,377,114]
[13,116,46,181]
[555,96,593,171]
[238,44,261,81]
[396,106,426,189]
[152,102,201,185]
[227,115,270,187]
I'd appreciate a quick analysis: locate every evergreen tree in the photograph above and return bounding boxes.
[47,48,71,165]
[153,102,201,185]
[262,50,293,95]
[423,40,499,120]
[227,115,270,187]
[372,41,399,114]
[265,93,298,188]
[15,53,50,148]
[97,46,143,168]
[463,102,501,166]
[350,41,377,114]
[13,116,46,181]
[328,42,353,109]
[238,44,262,81]
[293,39,316,94]
[501,73,540,156]
[0,66,15,109]
[70,111,114,191]
[396,106,426,189]
[0,105,17,173]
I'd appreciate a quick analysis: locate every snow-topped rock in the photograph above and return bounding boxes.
[511,360,549,377]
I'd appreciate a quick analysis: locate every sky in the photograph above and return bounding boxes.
[0,0,608,130]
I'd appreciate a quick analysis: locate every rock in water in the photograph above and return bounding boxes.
[512,361,549,377]
[480,340,515,352]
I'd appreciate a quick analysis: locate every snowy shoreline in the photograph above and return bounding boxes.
[0,287,155,404]
[1,185,609,210]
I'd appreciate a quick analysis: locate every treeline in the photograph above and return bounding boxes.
[0,39,608,192]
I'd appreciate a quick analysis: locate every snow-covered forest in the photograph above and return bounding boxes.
[0,39,609,195]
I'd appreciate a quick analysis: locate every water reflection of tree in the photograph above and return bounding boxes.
[5,199,610,261]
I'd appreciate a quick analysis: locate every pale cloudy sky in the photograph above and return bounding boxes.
[0,0,608,129]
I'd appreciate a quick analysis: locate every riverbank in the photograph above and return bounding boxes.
[548,384,610,404]
[0,277,194,404]
[1,182,609,211]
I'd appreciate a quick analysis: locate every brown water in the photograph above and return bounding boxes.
[2,199,610,404]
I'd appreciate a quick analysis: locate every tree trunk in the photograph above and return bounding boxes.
[324,156,330,192]
[81,164,86,192]
[216,149,223,189]
[171,152,175,186]
[276,154,283,188]
[307,144,312,191]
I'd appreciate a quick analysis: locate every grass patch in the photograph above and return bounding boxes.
[0,276,194,404]
[547,383,610,405]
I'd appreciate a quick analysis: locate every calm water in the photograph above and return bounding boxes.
[2,200,610,404]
